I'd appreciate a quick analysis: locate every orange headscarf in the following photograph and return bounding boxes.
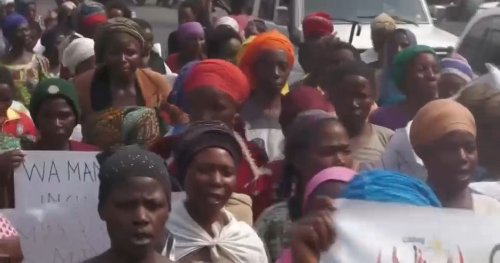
[238,30,295,85]
[410,99,476,148]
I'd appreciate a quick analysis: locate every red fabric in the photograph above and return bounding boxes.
[184,59,250,105]
[1,112,36,138]
[68,140,100,151]
[166,53,181,74]
[302,12,334,39]
[80,14,107,30]
[279,86,335,129]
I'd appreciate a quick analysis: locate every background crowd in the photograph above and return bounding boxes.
[0,0,498,263]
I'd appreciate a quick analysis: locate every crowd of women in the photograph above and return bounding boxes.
[0,0,499,262]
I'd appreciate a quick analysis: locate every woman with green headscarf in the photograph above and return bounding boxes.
[370,45,440,130]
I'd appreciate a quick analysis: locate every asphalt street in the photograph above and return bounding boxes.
[38,0,468,57]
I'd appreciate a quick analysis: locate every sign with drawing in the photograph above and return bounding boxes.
[14,151,100,209]
[322,200,500,263]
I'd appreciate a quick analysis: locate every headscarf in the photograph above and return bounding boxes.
[392,45,436,90]
[441,54,474,83]
[1,13,27,39]
[177,21,204,45]
[410,99,476,149]
[215,16,240,33]
[0,216,18,239]
[371,13,396,31]
[97,145,171,208]
[341,170,442,207]
[174,121,242,184]
[86,106,164,150]
[29,78,81,126]
[238,30,294,85]
[379,29,417,106]
[184,59,250,105]
[302,12,334,40]
[168,61,200,113]
[74,0,107,30]
[62,37,95,74]
[303,167,356,208]
[94,17,144,64]
[279,86,334,131]
[456,83,500,128]
[0,0,14,5]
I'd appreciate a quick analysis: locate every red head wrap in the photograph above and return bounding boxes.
[303,12,334,39]
[184,59,250,105]
[238,30,295,85]
[80,13,108,30]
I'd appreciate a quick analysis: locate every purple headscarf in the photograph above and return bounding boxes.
[177,21,204,44]
[2,13,27,39]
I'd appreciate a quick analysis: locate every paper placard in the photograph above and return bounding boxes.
[1,204,109,263]
[14,151,100,209]
[322,199,500,263]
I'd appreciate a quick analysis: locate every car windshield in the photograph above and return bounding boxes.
[304,0,429,24]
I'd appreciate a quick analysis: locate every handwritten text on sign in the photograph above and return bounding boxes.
[14,151,100,208]
[322,199,500,263]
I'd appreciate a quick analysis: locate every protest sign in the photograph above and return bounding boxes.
[14,151,100,209]
[322,199,500,263]
[1,203,109,263]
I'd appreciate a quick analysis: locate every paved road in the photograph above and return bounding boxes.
[38,0,178,55]
[38,0,468,55]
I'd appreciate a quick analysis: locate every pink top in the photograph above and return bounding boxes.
[302,167,357,209]
[0,216,18,239]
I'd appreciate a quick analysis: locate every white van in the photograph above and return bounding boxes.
[456,7,500,74]
[252,0,458,56]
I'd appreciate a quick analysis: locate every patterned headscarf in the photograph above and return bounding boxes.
[0,216,18,239]
[302,12,334,40]
[94,17,145,64]
[168,61,200,113]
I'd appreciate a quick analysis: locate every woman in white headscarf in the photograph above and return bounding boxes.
[62,37,95,78]
[167,121,268,263]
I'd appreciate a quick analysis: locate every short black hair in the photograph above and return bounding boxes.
[319,36,360,61]
[0,66,15,91]
[206,26,242,59]
[322,60,376,94]
[105,0,132,18]
[298,40,319,73]
[132,18,152,31]
[179,0,197,13]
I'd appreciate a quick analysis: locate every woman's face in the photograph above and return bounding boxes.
[394,31,411,51]
[187,87,238,128]
[405,53,440,103]
[26,3,37,22]
[184,148,237,214]
[320,48,356,78]
[12,22,31,47]
[420,130,478,194]
[99,177,169,256]
[438,74,466,99]
[107,8,124,19]
[105,33,142,78]
[253,49,290,93]
[36,97,77,144]
[183,36,206,59]
[295,121,353,182]
[327,75,374,133]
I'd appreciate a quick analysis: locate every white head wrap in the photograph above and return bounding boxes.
[214,16,240,33]
[0,0,14,5]
[62,37,95,74]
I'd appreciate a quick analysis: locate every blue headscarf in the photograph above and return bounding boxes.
[341,170,442,207]
[378,29,417,107]
[168,60,200,114]
[2,13,27,40]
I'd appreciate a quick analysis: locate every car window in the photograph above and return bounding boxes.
[258,0,276,20]
[458,15,500,74]
[304,0,428,24]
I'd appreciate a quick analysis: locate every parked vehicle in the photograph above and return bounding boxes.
[456,7,500,74]
[252,0,458,56]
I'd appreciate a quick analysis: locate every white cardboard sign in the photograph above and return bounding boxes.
[323,199,500,263]
[14,151,100,209]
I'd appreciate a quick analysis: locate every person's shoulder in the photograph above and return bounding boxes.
[372,124,394,143]
[254,201,289,228]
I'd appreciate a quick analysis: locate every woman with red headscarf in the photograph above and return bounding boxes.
[238,30,295,161]
[151,59,276,221]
